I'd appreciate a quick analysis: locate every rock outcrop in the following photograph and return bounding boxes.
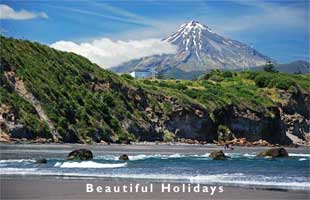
[119,92,216,142]
[67,149,93,160]
[209,150,230,160]
[212,88,310,146]
[119,154,129,160]
[4,71,61,142]
[36,159,47,164]
[278,90,310,145]
[213,105,291,145]
[257,148,289,157]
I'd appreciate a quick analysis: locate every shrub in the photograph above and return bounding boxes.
[163,130,176,142]
[253,72,297,90]
[158,81,168,87]
[175,83,187,90]
[209,75,224,82]
[254,73,273,88]
[142,79,151,85]
[217,125,234,142]
[102,93,115,107]
[109,118,120,130]
[223,71,233,78]
[116,131,136,143]
[273,78,295,90]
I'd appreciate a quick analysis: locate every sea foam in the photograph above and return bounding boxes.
[289,153,310,157]
[99,153,189,161]
[54,161,127,168]
[98,153,262,161]
[0,159,35,163]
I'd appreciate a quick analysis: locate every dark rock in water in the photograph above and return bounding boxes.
[119,154,129,160]
[36,159,47,164]
[209,150,229,160]
[257,148,289,157]
[67,149,93,160]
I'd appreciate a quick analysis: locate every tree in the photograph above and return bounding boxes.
[264,61,278,72]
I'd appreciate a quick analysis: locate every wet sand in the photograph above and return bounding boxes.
[1,143,309,200]
[1,176,309,200]
[1,143,309,160]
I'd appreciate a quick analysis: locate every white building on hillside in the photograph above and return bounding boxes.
[129,71,152,78]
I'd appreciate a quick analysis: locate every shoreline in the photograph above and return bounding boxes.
[1,176,309,200]
[1,143,309,160]
[0,141,306,147]
[1,143,309,199]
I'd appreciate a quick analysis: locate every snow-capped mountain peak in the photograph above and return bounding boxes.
[164,21,211,43]
[178,20,211,33]
[112,20,271,79]
[162,20,269,66]
[164,20,213,61]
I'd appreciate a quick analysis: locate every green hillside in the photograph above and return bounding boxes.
[1,36,151,143]
[1,36,309,144]
[139,70,309,112]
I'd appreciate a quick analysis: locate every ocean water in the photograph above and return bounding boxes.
[0,144,309,191]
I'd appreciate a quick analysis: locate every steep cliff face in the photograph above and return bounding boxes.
[279,90,310,145]
[4,71,61,141]
[280,89,309,118]
[212,88,309,145]
[141,94,215,142]
[214,105,290,145]
[117,94,215,142]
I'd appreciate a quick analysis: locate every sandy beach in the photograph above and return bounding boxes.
[1,143,309,200]
[1,176,309,200]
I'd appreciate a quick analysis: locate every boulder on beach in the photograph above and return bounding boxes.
[119,154,129,160]
[67,149,93,160]
[252,139,270,146]
[257,148,289,157]
[36,158,47,164]
[209,150,230,160]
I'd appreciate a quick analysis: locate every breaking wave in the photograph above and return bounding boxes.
[54,161,127,168]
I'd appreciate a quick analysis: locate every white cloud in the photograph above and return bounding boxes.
[50,38,177,68]
[0,4,48,20]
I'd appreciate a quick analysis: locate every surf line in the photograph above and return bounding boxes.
[86,183,224,195]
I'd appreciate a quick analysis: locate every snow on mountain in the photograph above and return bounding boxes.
[111,21,272,79]
[163,20,211,61]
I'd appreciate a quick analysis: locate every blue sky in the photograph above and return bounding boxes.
[1,0,309,64]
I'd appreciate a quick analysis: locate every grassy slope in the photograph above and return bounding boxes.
[1,36,309,143]
[135,70,309,113]
[1,36,143,143]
